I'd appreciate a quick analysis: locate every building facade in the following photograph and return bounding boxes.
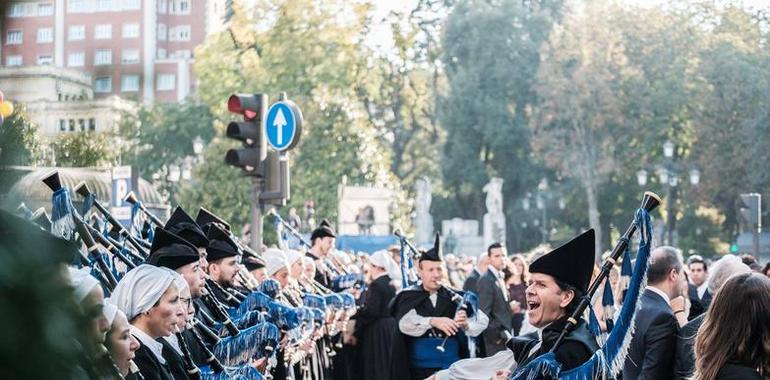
[1,0,224,104]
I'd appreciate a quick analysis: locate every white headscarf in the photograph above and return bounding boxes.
[369,250,397,279]
[67,266,100,303]
[285,249,303,266]
[110,264,176,320]
[264,248,288,276]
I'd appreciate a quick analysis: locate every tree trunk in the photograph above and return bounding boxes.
[585,180,603,262]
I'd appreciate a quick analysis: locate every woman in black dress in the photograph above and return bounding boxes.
[355,250,397,380]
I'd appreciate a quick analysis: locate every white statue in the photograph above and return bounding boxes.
[483,177,506,247]
[415,178,434,246]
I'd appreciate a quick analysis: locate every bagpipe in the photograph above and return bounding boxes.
[509,192,660,380]
[32,171,302,379]
[394,229,420,288]
[268,209,365,293]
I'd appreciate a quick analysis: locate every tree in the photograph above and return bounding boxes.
[438,0,562,250]
[0,106,40,167]
[118,102,215,181]
[531,1,639,258]
[50,132,118,167]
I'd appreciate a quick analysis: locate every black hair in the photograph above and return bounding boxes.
[554,278,583,315]
[688,256,708,272]
[648,246,683,284]
[487,242,503,256]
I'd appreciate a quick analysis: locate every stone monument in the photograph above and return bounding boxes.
[414,178,434,246]
[483,177,506,247]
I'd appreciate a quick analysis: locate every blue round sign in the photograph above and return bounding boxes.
[265,100,302,151]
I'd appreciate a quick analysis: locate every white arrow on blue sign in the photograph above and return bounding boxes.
[265,100,303,151]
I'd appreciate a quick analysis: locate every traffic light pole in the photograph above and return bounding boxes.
[250,176,263,254]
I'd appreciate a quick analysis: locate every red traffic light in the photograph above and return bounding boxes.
[228,94,266,120]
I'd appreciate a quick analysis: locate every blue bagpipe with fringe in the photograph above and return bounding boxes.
[509,192,660,380]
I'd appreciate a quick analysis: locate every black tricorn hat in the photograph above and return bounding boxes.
[146,227,200,270]
[196,207,231,232]
[529,229,595,294]
[311,220,336,241]
[165,206,209,249]
[206,224,241,261]
[419,234,443,262]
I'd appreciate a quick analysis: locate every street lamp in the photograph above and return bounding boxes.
[637,141,699,246]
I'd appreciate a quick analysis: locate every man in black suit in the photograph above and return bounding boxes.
[686,255,711,320]
[478,243,515,356]
[463,253,489,294]
[623,246,684,380]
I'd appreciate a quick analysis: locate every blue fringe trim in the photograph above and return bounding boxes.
[213,322,279,366]
[80,192,95,216]
[51,188,77,240]
[259,279,281,299]
[201,365,265,380]
[510,352,561,380]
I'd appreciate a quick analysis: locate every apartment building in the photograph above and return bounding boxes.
[1,0,225,104]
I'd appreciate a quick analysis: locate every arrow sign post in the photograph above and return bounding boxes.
[265,99,303,151]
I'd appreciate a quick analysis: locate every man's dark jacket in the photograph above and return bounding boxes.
[622,289,679,380]
[477,270,514,356]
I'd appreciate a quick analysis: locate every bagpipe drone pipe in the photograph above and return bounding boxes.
[508,191,661,380]
[268,209,365,293]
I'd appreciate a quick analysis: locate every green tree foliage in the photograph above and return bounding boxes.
[118,102,215,180]
[51,132,118,167]
[438,0,561,249]
[0,106,40,167]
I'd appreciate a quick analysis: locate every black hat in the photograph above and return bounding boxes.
[243,254,266,271]
[419,234,443,262]
[529,229,595,294]
[146,228,200,270]
[196,207,231,232]
[206,224,241,261]
[311,220,336,241]
[166,206,209,249]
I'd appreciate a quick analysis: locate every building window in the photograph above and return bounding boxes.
[157,48,167,59]
[37,28,54,43]
[68,119,75,131]
[68,0,86,13]
[123,0,140,10]
[172,50,192,59]
[6,55,23,66]
[157,23,167,41]
[8,3,25,17]
[94,49,112,65]
[68,25,85,41]
[121,49,140,64]
[78,119,85,131]
[6,30,23,45]
[156,74,176,91]
[37,54,54,65]
[38,3,54,16]
[89,118,96,131]
[157,0,167,13]
[68,52,85,67]
[169,25,191,41]
[96,0,113,11]
[94,24,112,39]
[94,77,112,93]
[121,75,140,92]
[122,23,140,38]
[170,0,190,14]
[59,119,66,131]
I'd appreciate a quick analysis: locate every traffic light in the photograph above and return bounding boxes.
[225,93,267,175]
[739,193,762,229]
